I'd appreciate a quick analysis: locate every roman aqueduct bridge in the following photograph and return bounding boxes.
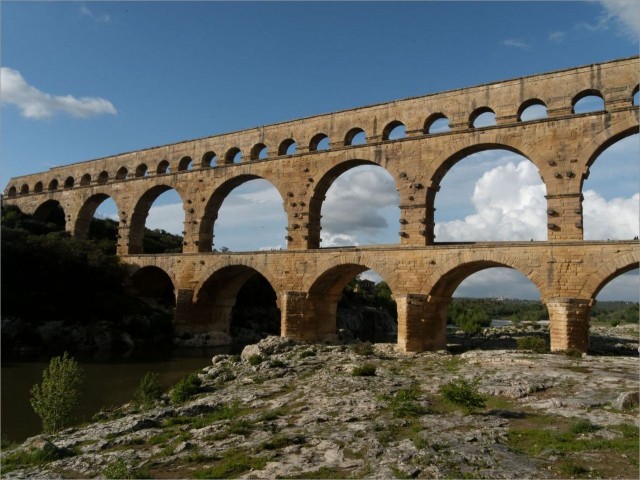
[4,56,639,353]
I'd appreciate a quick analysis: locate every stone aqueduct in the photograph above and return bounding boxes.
[4,57,639,353]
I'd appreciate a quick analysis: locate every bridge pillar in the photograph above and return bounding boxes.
[545,193,583,241]
[547,298,590,353]
[280,291,311,341]
[397,294,449,352]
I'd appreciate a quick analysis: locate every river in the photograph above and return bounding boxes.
[1,347,236,443]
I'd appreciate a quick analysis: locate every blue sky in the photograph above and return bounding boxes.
[2,1,638,301]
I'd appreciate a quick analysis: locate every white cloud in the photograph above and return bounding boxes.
[80,4,111,23]
[454,268,541,300]
[320,232,360,248]
[501,38,530,49]
[435,161,547,241]
[146,203,184,235]
[0,67,116,120]
[548,31,566,43]
[583,190,639,240]
[578,0,640,41]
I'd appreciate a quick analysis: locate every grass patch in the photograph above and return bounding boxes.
[516,336,547,353]
[439,377,486,413]
[1,447,76,474]
[379,384,426,418]
[570,419,600,435]
[148,431,175,445]
[282,466,351,479]
[169,373,202,404]
[247,355,263,366]
[352,364,377,377]
[353,342,375,356]
[299,349,316,359]
[259,407,286,421]
[269,359,286,368]
[443,356,464,373]
[102,459,150,479]
[192,450,267,479]
[260,434,306,450]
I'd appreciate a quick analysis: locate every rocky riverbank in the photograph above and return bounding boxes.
[2,325,638,479]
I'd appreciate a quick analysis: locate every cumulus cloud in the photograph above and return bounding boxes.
[583,190,639,240]
[146,203,185,235]
[578,0,640,41]
[0,67,116,120]
[435,161,547,241]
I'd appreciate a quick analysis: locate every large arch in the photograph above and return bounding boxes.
[198,175,286,252]
[33,199,66,228]
[192,264,280,340]
[578,252,640,300]
[129,265,176,308]
[308,159,399,248]
[129,184,185,254]
[74,193,121,240]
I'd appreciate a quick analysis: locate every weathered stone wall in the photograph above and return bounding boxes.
[3,57,639,352]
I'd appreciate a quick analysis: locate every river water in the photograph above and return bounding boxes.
[1,347,234,443]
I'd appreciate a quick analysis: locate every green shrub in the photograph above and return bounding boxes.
[270,359,286,368]
[133,372,162,408]
[570,419,600,435]
[381,385,426,418]
[299,349,316,358]
[193,451,267,479]
[248,354,264,366]
[169,373,202,404]
[30,352,84,434]
[353,342,374,356]
[102,459,150,479]
[352,364,377,377]
[440,377,486,413]
[516,336,547,353]
[0,446,74,474]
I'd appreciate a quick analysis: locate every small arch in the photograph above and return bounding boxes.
[80,174,92,186]
[344,127,366,146]
[469,107,496,128]
[64,176,75,189]
[156,160,170,174]
[48,179,59,191]
[632,85,639,106]
[7,186,17,197]
[202,151,218,168]
[20,184,29,195]
[424,113,451,134]
[116,167,128,180]
[250,143,269,161]
[97,171,109,184]
[135,164,148,177]
[572,89,605,114]
[518,99,548,121]
[382,120,406,140]
[34,181,43,193]
[278,138,297,156]
[225,147,242,164]
[178,156,193,171]
[309,133,330,152]
[130,266,176,309]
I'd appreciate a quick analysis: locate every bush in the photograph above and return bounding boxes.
[102,459,150,479]
[248,354,264,366]
[516,336,547,353]
[570,419,600,435]
[133,372,162,408]
[381,385,426,418]
[440,377,486,413]
[352,364,377,377]
[30,352,84,433]
[353,342,374,356]
[299,349,316,358]
[169,373,202,404]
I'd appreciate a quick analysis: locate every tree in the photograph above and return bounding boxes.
[30,352,84,433]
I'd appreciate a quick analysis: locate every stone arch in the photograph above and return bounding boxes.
[64,176,75,189]
[307,253,398,294]
[309,133,330,152]
[20,184,29,195]
[517,99,548,121]
[116,167,128,180]
[578,119,640,189]
[198,174,286,252]
[33,199,66,227]
[469,106,496,128]
[307,158,400,249]
[128,184,185,254]
[424,113,451,134]
[7,186,17,197]
[80,174,92,186]
[278,138,297,156]
[48,179,59,191]
[156,160,170,174]
[225,147,242,164]
[344,127,367,146]
[250,143,268,161]
[572,89,605,113]
[135,164,148,177]
[34,181,43,193]
[178,156,193,171]
[578,251,640,300]
[129,265,176,308]
[192,263,280,337]
[74,192,121,240]
[382,120,406,140]
[97,171,109,184]
[202,151,217,168]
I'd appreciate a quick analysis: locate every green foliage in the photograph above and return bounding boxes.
[380,385,426,418]
[248,354,264,366]
[192,450,267,479]
[260,434,306,450]
[448,302,491,334]
[352,364,377,377]
[447,297,549,327]
[353,342,375,356]
[516,336,548,353]
[269,359,286,368]
[141,227,183,254]
[570,419,600,435]
[102,459,150,479]
[259,408,285,421]
[299,349,316,358]
[340,276,398,320]
[0,446,75,474]
[590,301,639,325]
[30,352,84,433]
[133,372,162,408]
[169,373,202,404]
[439,377,486,413]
